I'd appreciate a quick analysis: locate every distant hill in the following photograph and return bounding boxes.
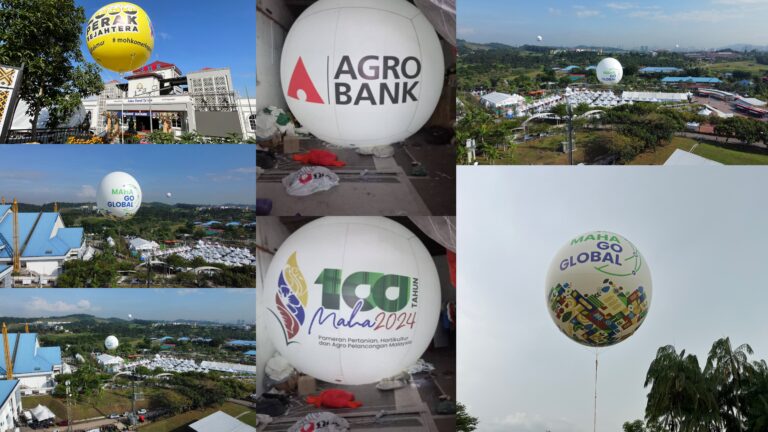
[720,44,768,52]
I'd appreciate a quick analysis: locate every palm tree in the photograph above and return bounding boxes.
[743,360,768,431]
[644,345,719,432]
[705,337,754,432]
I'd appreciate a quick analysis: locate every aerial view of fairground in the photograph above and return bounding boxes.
[0,289,258,432]
[458,168,768,432]
[0,0,257,144]
[256,0,456,216]
[255,217,457,431]
[0,145,257,288]
[457,0,768,165]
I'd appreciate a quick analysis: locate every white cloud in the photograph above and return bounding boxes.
[606,2,637,9]
[548,7,562,15]
[483,412,581,432]
[573,5,601,17]
[76,185,97,199]
[27,298,95,313]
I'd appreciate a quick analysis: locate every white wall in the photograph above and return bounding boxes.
[17,373,54,394]
[256,0,292,111]
[0,382,20,432]
[26,260,62,277]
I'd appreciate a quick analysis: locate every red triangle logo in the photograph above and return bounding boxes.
[287,57,324,104]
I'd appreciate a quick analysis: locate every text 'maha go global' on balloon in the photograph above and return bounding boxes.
[280,0,445,148]
[596,57,624,85]
[545,231,652,348]
[86,2,154,73]
[265,217,442,385]
[96,171,143,220]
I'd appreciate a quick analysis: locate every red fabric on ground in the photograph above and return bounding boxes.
[292,150,346,167]
[306,389,363,409]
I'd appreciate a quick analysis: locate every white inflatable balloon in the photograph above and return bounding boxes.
[96,172,142,220]
[545,231,652,347]
[596,57,623,85]
[265,217,441,385]
[166,192,172,198]
[105,335,119,350]
[280,0,445,148]
[537,35,543,42]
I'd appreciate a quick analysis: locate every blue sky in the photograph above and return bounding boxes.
[0,289,255,323]
[0,145,255,205]
[459,167,768,432]
[459,0,768,49]
[78,0,256,96]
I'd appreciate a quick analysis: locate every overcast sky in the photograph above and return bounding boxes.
[458,167,768,432]
[459,0,768,50]
[0,145,255,205]
[0,289,255,323]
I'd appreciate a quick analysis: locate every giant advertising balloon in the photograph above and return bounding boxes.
[280,0,445,148]
[86,2,154,73]
[545,231,652,347]
[596,58,623,85]
[265,217,441,385]
[105,335,119,350]
[96,171,142,220]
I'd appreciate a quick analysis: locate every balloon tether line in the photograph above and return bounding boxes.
[594,348,599,432]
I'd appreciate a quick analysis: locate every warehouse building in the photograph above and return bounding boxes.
[480,92,525,109]
[0,202,85,285]
[0,333,62,395]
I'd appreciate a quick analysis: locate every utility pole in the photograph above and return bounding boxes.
[65,380,73,432]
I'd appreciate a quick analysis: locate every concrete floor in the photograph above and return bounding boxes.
[256,131,455,216]
[259,345,456,431]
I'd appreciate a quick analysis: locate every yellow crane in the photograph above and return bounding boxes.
[2,323,12,380]
[12,198,20,273]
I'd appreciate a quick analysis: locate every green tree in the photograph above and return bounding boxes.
[623,419,645,432]
[644,345,719,432]
[457,402,479,432]
[705,337,753,431]
[0,0,103,139]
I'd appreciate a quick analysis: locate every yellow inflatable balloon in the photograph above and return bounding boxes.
[86,2,154,73]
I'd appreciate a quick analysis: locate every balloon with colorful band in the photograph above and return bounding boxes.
[264,217,442,385]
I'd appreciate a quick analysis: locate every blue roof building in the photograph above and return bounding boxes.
[662,76,722,84]
[0,380,21,430]
[0,333,62,395]
[640,67,684,74]
[226,340,257,347]
[0,205,85,281]
[0,265,10,289]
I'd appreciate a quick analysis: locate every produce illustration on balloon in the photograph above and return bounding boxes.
[280,0,445,148]
[545,231,652,347]
[265,217,441,385]
[96,171,142,220]
[86,2,154,73]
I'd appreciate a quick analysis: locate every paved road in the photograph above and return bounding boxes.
[678,131,768,149]
[20,417,122,432]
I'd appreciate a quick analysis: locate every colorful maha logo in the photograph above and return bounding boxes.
[274,252,309,343]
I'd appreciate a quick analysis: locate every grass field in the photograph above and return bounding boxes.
[25,389,156,421]
[630,137,768,165]
[707,61,768,75]
[138,402,256,432]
